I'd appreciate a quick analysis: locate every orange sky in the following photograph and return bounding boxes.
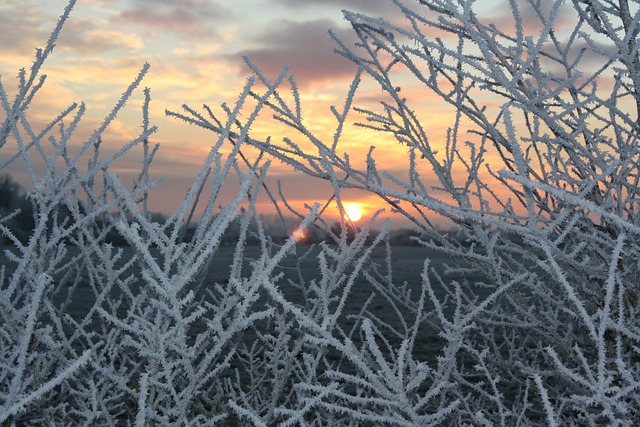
[0,0,611,229]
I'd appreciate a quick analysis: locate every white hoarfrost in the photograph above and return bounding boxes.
[1,0,639,425]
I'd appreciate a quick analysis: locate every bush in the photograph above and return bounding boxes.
[1,0,639,425]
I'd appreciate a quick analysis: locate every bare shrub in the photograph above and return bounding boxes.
[2,0,639,425]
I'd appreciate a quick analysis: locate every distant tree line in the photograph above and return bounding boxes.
[0,173,427,247]
[0,174,34,244]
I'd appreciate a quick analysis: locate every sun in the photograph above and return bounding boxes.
[344,204,363,222]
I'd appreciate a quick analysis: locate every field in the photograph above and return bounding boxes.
[1,242,456,360]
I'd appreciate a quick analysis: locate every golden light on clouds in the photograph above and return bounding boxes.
[1,0,591,229]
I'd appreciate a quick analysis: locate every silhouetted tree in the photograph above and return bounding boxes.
[0,174,20,211]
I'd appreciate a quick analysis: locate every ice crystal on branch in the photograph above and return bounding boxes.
[2,0,639,425]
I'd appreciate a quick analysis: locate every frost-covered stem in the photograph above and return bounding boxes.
[5,273,50,406]
[617,0,640,126]
[0,351,91,423]
[533,373,558,427]
[139,87,152,217]
[0,0,76,147]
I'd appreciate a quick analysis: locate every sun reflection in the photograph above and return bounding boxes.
[290,227,308,243]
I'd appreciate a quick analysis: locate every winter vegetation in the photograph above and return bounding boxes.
[1,0,639,424]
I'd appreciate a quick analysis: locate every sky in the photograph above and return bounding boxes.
[0,0,604,229]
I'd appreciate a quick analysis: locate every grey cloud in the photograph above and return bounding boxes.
[113,0,230,38]
[0,3,50,54]
[0,2,140,57]
[57,19,142,53]
[226,19,358,86]
[479,0,577,33]
[276,0,395,14]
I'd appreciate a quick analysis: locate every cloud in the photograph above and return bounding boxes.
[275,0,394,14]
[82,0,117,4]
[478,0,577,34]
[0,2,144,58]
[225,19,358,86]
[113,0,230,38]
[58,19,144,53]
[0,2,50,55]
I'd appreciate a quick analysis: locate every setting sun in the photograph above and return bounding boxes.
[344,204,363,222]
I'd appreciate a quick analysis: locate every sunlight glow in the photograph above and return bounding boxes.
[291,227,308,243]
[344,204,363,222]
